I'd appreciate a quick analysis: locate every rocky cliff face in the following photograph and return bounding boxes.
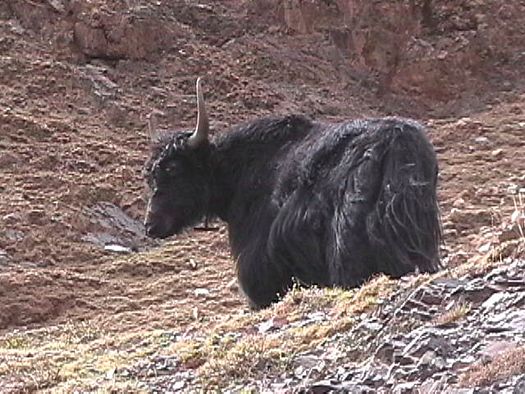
[5,0,524,108]
[265,0,525,105]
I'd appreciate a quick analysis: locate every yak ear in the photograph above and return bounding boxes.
[147,110,165,143]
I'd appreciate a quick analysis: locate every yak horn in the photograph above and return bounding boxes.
[187,77,209,148]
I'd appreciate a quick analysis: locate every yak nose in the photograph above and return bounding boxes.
[144,219,157,237]
[144,219,169,239]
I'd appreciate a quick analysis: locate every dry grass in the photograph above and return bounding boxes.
[476,189,525,266]
[0,322,165,392]
[460,345,525,387]
[0,274,399,391]
[167,275,397,389]
[433,300,471,327]
[198,336,290,386]
[2,216,523,392]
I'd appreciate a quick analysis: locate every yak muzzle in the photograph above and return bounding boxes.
[144,221,168,239]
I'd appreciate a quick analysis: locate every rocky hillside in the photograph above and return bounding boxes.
[0,0,524,392]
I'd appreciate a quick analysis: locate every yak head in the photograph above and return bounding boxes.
[144,77,213,239]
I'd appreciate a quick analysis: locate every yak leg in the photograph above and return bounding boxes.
[267,190,330,288]
[329,201,377,288]
[235,245,293,309]
[228,204,294,309]
[328,155,382,287]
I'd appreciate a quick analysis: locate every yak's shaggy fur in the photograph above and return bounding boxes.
[145,114,442,308]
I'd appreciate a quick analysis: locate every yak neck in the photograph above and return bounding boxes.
[206,115,315,222]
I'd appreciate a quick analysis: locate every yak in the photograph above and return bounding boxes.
[144,78,442,309]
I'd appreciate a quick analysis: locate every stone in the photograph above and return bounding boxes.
[104,244,132,253]
[258,316,288,333]
[474,136,489,144]
[194,288,210,297]
[506,309,525,331]
[392,381,417,393]
[374,342,396,363]
[0,151,21,168]
[514,375,525,394]
[403,330,453,358]
[5,229,24,241]
[417,350,437,366]
[0,249,9,267]
[491,148,504,157]
[481,292,510,310]
[452,198,466,208]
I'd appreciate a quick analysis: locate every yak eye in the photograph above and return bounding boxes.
[160,160,184,178]
[164,163,178,175]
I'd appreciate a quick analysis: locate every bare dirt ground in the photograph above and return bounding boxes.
[0,0,524,392]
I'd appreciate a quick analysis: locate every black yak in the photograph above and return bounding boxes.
[144,78,441,309]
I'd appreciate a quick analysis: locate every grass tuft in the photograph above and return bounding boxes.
[460,345,525,387]
[433,300,471,327]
